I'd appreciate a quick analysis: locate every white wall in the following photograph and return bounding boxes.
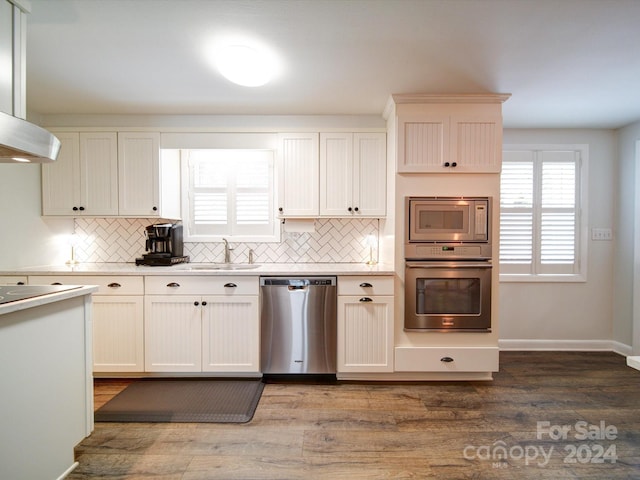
[0,164,72,268]
[499,129,617,349]
[616,120,640,354]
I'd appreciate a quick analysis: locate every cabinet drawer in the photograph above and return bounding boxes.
[394,347,499,373]
[145,275,259,295]
[28,275,144,295]
[0,276,28,285]
[338,276,394,296]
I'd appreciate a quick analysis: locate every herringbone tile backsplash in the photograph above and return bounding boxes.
[73,218,379,264]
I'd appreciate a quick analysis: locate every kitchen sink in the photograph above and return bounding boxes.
[188,264,260,271]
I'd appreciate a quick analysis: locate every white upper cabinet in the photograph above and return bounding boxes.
[118,132,160,217]
[277,132,320,217]
[394,94,509,173]
[319,132,386,217]
[42,132,118,216]
[43,130,180,218]
[117,132,180,219]
[353,133,386,216]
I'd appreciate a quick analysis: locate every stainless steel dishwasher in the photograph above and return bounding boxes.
[260,277,337,374]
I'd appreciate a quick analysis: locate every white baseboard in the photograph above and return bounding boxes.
[612,341,633,356]
[499,339,632,354]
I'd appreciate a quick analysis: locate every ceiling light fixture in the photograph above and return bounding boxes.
[217,44,274,87]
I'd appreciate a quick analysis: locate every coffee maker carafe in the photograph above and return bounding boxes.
[136,223,189,266]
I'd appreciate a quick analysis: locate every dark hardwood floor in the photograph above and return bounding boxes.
[70,352,640,479]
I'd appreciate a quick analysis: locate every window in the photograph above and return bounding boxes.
[181,149,278,242]
[500,145,587,281]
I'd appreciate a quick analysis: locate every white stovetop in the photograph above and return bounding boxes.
[1,262,396,277]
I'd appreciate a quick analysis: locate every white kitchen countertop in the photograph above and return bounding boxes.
[0,285,98,316]
[1,262,396,276]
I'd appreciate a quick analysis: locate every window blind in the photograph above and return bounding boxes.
[185,149,275,239]
[500,148,581,277]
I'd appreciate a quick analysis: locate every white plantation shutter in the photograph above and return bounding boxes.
[185,149,275,239]
[500,154,533,272]
[500,147,584,278]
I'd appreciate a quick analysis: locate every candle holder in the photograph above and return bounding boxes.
[66,233,79,265]
[365,233,378,265]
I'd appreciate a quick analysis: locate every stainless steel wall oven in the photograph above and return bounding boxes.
[404,261,492,331]
[404,196,493,332]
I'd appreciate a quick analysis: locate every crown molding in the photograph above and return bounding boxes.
[391,93,511,105]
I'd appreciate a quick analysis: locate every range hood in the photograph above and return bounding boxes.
[0,111,61,163]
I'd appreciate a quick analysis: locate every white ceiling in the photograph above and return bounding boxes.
[25,0,640,128]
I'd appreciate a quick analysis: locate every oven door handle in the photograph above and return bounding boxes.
[405,262,492,269]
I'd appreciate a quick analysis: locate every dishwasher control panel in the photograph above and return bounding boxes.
[260,277,337,287]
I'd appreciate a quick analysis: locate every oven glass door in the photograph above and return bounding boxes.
[405,261,492,331]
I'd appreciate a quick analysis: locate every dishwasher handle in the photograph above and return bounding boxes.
[288,285,308,291]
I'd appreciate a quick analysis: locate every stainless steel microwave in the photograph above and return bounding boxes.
[405,196,491,243]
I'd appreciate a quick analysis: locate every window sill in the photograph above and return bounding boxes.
[499,273,586,283]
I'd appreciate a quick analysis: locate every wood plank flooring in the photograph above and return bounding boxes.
[70,352,640,479]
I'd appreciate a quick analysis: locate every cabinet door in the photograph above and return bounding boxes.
[79,132,118,215]
[93,295,144,372]
[397,115,449,173]
[118,132,160,216]
[144,295,202,372]
[277,133,319,217]
[337,295,394,373]
[42,132,81,215]
[450,115,502,172]
[202,295,260,372]
[353,133,386,216]
[320,132,353,216]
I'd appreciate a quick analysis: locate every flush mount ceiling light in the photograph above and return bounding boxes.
[217,44,274,87]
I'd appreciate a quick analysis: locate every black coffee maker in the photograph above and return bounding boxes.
[136,223,189,266]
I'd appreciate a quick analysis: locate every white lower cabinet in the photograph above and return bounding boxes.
[144,295,202,372]
[337,276,394,373]
[93,296,144,372]
[29,275,145,373]
[394,346,499,373]
[144,276,260,374]
[202,296,259,372]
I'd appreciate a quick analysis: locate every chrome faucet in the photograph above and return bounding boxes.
[222,238,232,264]
[248,249,255,264]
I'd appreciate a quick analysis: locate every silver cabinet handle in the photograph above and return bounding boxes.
[107,282,121,288]
[166,282,180,288]
[359,282,373,288]
[440,357,454,363]
[359,297,373,302]
[224,283,237,288]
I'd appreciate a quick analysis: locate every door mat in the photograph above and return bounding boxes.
[95,379,264,423]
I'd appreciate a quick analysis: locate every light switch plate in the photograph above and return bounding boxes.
[591,228,612,241]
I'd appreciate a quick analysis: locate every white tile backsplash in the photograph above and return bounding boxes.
[73,217,379,264]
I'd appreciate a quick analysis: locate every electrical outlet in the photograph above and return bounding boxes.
[591,228,612,241]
